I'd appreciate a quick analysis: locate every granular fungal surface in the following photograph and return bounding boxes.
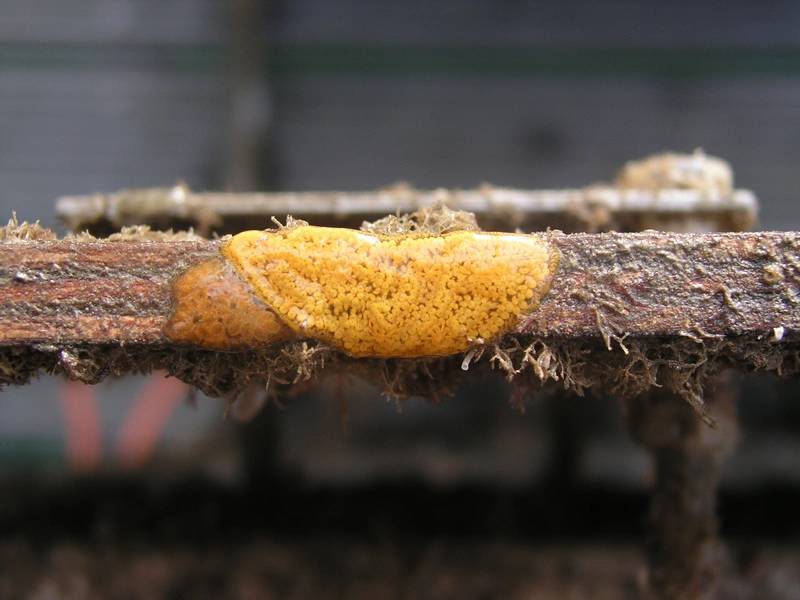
[222,226,559,357]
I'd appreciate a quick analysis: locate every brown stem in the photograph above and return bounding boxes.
[627,377,738,599]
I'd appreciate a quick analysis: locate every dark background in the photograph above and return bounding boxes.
[1,1,800,595]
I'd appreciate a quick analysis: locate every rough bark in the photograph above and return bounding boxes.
[0,230,797,400]
[1,231,796,345]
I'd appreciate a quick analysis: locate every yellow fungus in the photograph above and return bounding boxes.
[164,257,293,350]
[221,225,559,358]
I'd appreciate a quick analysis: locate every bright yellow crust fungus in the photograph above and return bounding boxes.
[220,225,559,358]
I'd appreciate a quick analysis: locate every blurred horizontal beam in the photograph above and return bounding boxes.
[56,185,757,235]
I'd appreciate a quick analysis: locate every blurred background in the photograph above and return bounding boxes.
[4,1,800,231]
[2,1,800,597]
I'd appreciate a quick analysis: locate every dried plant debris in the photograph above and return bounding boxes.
[103,225,205,242]
[1,333,797,424]
[64,225,205,242]
[361,200,480,235]
[0,213,57,242]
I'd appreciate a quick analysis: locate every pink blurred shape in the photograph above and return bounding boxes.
[58,381,102,473]
[116,374,189,470]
